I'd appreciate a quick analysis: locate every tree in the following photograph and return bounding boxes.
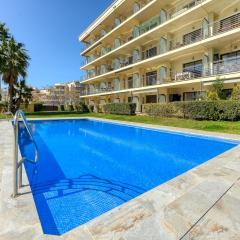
[13,79,33,110]
[0,37,30,113]
[231,84,240,101]
[0,23,10,102]
[206,78,227,100]
[0,23,10,41]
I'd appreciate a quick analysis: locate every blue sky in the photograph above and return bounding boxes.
[0,0,113,88]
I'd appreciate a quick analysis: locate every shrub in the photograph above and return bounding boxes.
[88,105,94,113]
[66,105,74,111]
[231,85,240,100]
[34,103,43,112]
[0,102,7,112]
[58,105,65,111]
[143,101,240,121]
[76,102,89,113]
[103,103,136,115]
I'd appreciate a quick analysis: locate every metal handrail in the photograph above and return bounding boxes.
[13,110,38,197]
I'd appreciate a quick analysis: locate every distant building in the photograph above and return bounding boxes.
[0,89,8,102]
[32,81,82,106]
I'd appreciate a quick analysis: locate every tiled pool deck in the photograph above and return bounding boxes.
[0,118,240,240]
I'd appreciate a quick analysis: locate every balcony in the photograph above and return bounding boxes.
[81,0,207,66]
[169,0,203,19]
[80,59,240,96]
[81,0,155,53]
[80,12,240,82]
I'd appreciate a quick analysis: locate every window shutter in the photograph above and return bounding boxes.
[113,78,120,91]
[160,9,167,23]
[160,37,167,54]
[114,38,121,48]
[101,29,107,37]
[133,26,140,38]
[114,18,121,27]
[133,2,140,13]
[202,18,209,38]
[159,94,166,103]
[159,66,167,83]
[203,55,209,76]
[133,73,140,88]
[133,49,140,63]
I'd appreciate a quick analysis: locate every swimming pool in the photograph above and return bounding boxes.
[18,119,238,235]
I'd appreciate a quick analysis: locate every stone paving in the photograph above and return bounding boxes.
[0,118,239,240]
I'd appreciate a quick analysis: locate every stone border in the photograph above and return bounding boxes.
[0,118,239,239]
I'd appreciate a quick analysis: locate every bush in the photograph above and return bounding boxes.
[88,105,94,113]
[58,105,65,111]
[103,103,136,115]
[76,102,89,113]
[68,105,74,111]
[25,111,83,116]
[34,103,43,112]
[143,101,240,121]
[0,102,7,112]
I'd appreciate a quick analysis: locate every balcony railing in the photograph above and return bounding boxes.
[169,0,203,19]
[80,59,240,96]
[81,0,206,66]
[80,12,240,81]
[81,0,154,53]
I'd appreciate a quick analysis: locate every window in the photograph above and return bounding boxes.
[128,56,133,65]
[183,91,205,101]
[183,29,202,45]
[128,77,133,88]
[183,60,203,77]
[169,94,181,102]
[146,71,157,86]
[146,95,157,103]
[145,47,157,59]
[221,50,240,63]
[214,51,240,74]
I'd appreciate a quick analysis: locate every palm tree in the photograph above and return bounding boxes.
[0,22,10,101]
[0,22,10,41]
[0,37,30,113]
[13,79,33,109]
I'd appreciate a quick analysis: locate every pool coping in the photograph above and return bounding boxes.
[0,118,240,239]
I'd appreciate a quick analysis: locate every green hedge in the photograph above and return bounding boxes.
[103,103,136,115]
[75,102,89,113]
[25,111,84,116]
[0,102,7,112]
[143,101,240,121]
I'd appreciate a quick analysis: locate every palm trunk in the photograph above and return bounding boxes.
[8,83,14,113]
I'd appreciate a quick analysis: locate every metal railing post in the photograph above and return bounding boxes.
[18,164,23,188]
[13,121,18,197]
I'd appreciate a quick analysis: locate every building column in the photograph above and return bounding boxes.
[207,12,216,37]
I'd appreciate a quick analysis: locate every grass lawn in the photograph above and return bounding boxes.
[1,112,240,135]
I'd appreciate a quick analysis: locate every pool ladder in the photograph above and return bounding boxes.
[13,110,38,197]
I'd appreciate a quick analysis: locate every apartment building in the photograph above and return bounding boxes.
[79,0,240,112]
[32,81,82,106]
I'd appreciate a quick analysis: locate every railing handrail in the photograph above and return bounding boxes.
[13,110,39,197]
[13,110,38,164]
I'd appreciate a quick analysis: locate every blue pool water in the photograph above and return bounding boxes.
[18,119,237,235]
